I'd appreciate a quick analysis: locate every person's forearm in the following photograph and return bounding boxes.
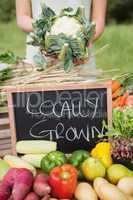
[17,16,33,33]
[16,0,33,33]
[91,0,107,42]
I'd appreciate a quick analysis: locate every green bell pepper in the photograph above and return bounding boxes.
[69,150,90,179]
[41,151,67,174]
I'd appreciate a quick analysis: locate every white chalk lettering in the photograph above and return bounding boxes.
[29,120,100,142]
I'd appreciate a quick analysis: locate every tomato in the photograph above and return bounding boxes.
[125,95,133,106]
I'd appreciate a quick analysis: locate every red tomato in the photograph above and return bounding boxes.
[125,95,133,106]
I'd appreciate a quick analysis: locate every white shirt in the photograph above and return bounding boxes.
[26,0,92,62]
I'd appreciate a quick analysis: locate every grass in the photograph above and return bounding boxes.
[0,20,26,56]
[95,24,133,73]
[0,20,133,73]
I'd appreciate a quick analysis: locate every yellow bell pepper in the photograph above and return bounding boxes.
[91,142,112,168]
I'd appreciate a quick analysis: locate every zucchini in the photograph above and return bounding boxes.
[4,155,36,176]
[21,154,46,168]
[16,140,57,154]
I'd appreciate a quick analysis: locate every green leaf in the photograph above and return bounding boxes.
[0,51,18,64]
[31,5,56,47]
[0,68,13,82]
[45,34,63,55]
[41,5,56,19]
[112,107,133,138]
[58,43,73,71]
[120,73,133,95]
[33,53,47,71]
[60,7,76,17]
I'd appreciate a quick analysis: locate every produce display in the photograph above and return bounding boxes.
[0,72,132,199]
[0,140,133,200]
[30,4,95,71]
[110,74,133,166]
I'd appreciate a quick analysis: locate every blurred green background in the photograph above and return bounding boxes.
[0,0,133,73]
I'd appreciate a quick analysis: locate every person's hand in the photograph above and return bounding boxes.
[92,20,105,42]
[88,42,93,48]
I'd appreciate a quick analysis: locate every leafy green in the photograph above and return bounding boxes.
[60,7,76,17]
[59,43,74,71]
[120,73,133,95]
[106,107,133,138]
[45,34,63,55]
[44,33,88,71]
[31,5,56,46]
[0,51,18,64]
[0,68,12,82]
[33,53,47,71]
[41,4,56,18]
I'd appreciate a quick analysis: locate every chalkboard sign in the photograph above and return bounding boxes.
[7,82,112,154]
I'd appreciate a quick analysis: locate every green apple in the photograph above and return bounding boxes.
[0,160,10,181]
[107,164,133,184]
[127,169,133,177]
[81,157,106,181]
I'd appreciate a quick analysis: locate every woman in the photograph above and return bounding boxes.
[16,0,107,65]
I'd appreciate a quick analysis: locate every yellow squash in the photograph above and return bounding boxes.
[91,142,112,168]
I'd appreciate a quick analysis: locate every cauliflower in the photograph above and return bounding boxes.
[50,16,82,37]
[31,6,95,71]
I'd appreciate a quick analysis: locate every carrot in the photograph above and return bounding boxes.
[112,80,121,93]
[112,87,121,99]
[125,95,133,106]
[119,91,129,107]
[112,96,122,108]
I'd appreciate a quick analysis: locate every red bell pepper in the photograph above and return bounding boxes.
[48,164,78,199]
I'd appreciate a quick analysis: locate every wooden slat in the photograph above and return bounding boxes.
[0,106,8,114]
[0,117,9,130]
[0,129,11,139]
[0,143,11,150]
[0,112,8,119]
[0,117,9,125]
[0,139,11,145]
[0,149,12,157]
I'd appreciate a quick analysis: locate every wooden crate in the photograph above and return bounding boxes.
[0,105,12,157]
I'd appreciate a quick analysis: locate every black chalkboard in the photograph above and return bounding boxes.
[8,83,112,153]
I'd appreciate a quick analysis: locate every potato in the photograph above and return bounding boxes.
[24,192,40,200]
[75,182,98,200]
[95,182,127,200]
[127,195,133,200]
[93,177,108,199]
[117,177,133,196]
